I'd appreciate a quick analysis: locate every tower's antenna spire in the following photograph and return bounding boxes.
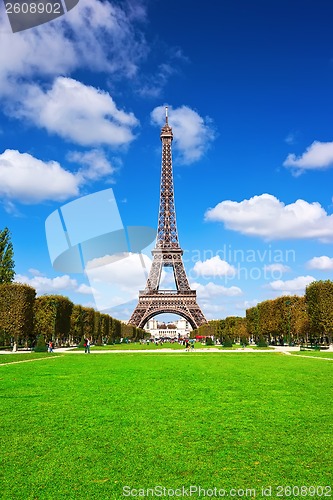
[165,105,168,124]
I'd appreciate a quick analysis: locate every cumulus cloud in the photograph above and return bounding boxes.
[85,252,152,310]
[0,1,145,149]
[76,283,95,295]
[200,303,226,319]
[151,105,215,164]
[283,141,333,173]
[264,263,290,273]
[192,256,236,278]
[67,149,118,181]
[0,148,122,204]
[205,193,333,242]
[16,272,94,295]
[14,77,138,147]
[242,299,260,309]
[191,281,242,299]
[0,149,79,203]
[307,256,333,270]
[0,0,148,93]
[267,275,315,295]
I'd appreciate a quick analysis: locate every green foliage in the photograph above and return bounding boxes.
[256,334,268,347]
[82,307,95,339]
[0,282,35,345]
[0,275,137,348]
[193,320,220,339]
[113,319,122,338]
[240,335,249,346]
[247,296,310,345]
[205,336,214,345]
[70,305,83,344]
[34,295,73,345]
[246,306,259,338]
[223,316,245,342]
[0,227,15,284]
[223,335,233,347]
[78,336,86,348]
[93,311,101,342]
[306,280,333,342]
[34,334,47,352]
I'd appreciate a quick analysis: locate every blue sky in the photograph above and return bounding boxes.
[1,0,333,322]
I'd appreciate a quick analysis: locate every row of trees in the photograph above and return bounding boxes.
[0,283,145,348]
[0,227,145,348]
[192,281,333,346]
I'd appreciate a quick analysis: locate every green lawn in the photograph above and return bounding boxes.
[1,353,332,499]
[0,352,60,364]
[292,350,333,359]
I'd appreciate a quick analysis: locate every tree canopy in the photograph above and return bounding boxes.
[0,227,15,284]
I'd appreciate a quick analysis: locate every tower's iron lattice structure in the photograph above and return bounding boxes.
[129,108,207,330]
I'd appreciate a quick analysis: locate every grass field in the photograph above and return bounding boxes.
[1,352,332,499]
[292,351,333,359]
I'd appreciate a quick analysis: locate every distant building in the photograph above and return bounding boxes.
[144,317,192,339]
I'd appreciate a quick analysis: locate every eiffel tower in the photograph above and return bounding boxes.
[129,107,207,329]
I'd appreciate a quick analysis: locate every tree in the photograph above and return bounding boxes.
[34,334,47,352]
[0,283,35,347]
[34,295,73,346]
[0,227,15,284]
[70,305,83,345]
[306,280,333,344]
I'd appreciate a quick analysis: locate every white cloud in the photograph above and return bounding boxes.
[264,263,290,273]
[151,105,215,164]
[0,149,79,203]
[201,302,226,319]
[192,256,236,278]
[205,193,333,242]
[0,1,144,148]
[76,283,95,295]
[67,149,117,181]
[16,272,93,295]
[15,77,138,147]
[283,141,333,173]
[0,0,148,93]
[191,281,242,299]
[0,148,123,204]
[28,268,44,277]
[242,299,260,310]
[307,256,333,270]
[285,132,297,145]
[267,275,315,295]
[85,252,152,310]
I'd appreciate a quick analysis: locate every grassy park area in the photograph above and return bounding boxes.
[1,352,332,499]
